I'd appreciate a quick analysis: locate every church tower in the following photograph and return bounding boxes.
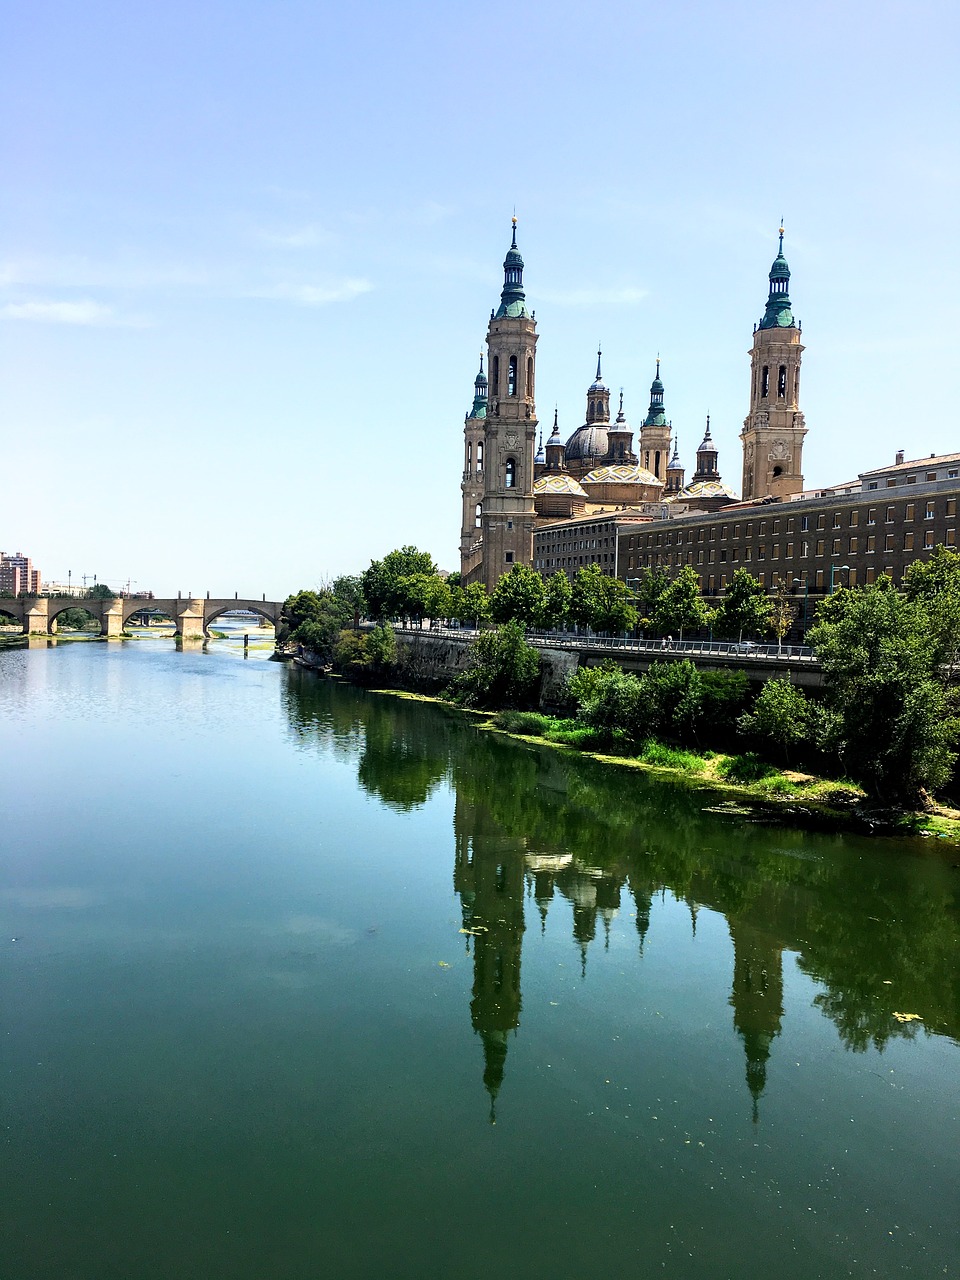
[480,219,539,591]
[740,228,807,501]
[639,358,672,481]
[665,437,684,496]
[460,357,488,581]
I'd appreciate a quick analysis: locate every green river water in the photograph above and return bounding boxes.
[1,637,958,1278]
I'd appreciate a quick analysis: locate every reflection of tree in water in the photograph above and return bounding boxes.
[282,675,960,1112]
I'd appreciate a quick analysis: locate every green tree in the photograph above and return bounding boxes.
[395,573,450,626]
[361,546,437,620]
[808,577,960,803]
[490,563,547,626]
[332,575,366,627]
[452,620,542,709]
[653,565,709,640]
[768,578,797,654]
[738,678,811,764]
[903,545,960,672]
[55,607,97,631]
[713,569,770,641]
[86,583,116,600]
[540,571,572,630]
[633,565,669,626]
[569,564,638,633]
[451,581,491,628]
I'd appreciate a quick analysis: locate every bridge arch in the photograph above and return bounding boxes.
[203,602,278,638]
[121,601,177,631]
[47,600,105,635]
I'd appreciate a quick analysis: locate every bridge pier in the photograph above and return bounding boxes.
[102,599,124,638]
[178,599,206,641]
[26,599,49,635]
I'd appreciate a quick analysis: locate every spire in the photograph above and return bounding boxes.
[495,216,529,319]
[549,405,561,439]
[759,223,795,329]
[643,357,667,427]
[469,353,488,418]
[534,430,545,464]
[616,389,625,423]
[596,345,603,381]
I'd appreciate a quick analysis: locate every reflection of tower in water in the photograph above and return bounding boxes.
[453,794,525,1122]
[728,918,784,1122]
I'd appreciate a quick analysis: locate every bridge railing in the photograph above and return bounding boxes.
[388,622,816,663]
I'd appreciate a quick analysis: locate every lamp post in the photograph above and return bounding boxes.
[792,578,808,633]
[829,563,851,594]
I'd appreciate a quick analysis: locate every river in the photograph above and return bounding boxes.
[1,637,958,1278]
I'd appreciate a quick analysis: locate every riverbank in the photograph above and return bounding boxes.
[306,669,960,842]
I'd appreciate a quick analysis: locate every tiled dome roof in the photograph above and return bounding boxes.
[534,474,588,497]
[582,463,662,487]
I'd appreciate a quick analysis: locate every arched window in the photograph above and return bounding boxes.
[507,355,517,396]
[467,442,472,469]
[772,465,783,478]
[505,457,517,488]
[655,449,661,478]
[761,366,769,397]
[477,442,484,472]
[492,356,499,395]
[794,369,800,400]
[475,503,482,528]
[527,356,534,398]
[778,365,787,398]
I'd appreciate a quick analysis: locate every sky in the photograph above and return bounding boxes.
[2,0,958,599]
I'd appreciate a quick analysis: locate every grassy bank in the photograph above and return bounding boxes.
[314,671,960,842]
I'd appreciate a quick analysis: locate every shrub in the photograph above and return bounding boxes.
[452,620,542,709]
[577,667,646,742]
[737,678,811,764]
[493,710,552,736]
[717,752,779,784]
[639,741,704,772]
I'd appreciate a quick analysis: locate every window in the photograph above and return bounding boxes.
[505,458,517,488]
[907,475,917,485]
[867,535,876,552]
[868,481,878,490]
[772,544,780,559]
[744,547,752,561]
[833,512,842,528]
[527,356,534,398]
[777,365,786,398]
[867,507,876,525]
[885,534,895,552]
[924,530,935,549]
[866,567,876,584]
[850,537,858,554]
[474,503,482,528]
[947,529,957,547]
[801,540,810,558]
[816,540,825,556]
[787,518,795,533]
[507,355,517,396]
[467,442,472,469]
[491,356,499,394]
[903,532,914,551]
[817,514,826,530]
[773,519,780,534]
[758,546,766,561]
[786,542,794,557]
[507,519,513,530]
[905,503,915,521]
[697,550,704,565]
[759,520,767,535]
[886,506,896,523]
[887,478,897,487]
[925,501,935,519]
[801,516,809,532]
[850,510,859,527]
[761,366,769,397]
[505,551,514,563]
[949,470,959,480]
[832,538,841,555]
[746,523,754,536]
[720,549,727,562]
[948,499,957,517]
[477,442,484,472]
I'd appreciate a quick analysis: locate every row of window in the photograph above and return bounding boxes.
[625,527,956,571]
[490,354,534,399]
[626,498,959,552]
[867,468,959,489]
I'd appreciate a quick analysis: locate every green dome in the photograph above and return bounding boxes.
[758,229,795,330]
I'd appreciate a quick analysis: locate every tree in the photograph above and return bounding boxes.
[451,581,491,628]
[452,620,542,709]
[395,573,450,626]
[490,563,546,626]
[362,546,437,620]
[86,583,115,600]
[332,575,366,628]
[713,569,770,641]
[738,679,811,764]
[569,564,637,633]
[903,545,960,673]
[768,578,796,654]
[808,577,960,803]
[633,565,669,626]
[540,571,572,630]
[653,566,709,640]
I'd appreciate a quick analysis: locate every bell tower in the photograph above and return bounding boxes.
[460,356,488,581]
[481,219,538,591]
[639,358,672,480]
[740,227,807,501]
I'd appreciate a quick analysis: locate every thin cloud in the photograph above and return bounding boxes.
[0,254,206,290]
[0,299,150,327]
[257,224,335,249]
[249,279,373,305]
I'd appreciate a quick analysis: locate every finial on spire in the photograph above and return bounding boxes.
[778,220,784,254]
[619,389,624,414]
[479,352,484,372]
[596,345,602,381]
[656,354,660,378]
[553,405,558,429]
[511,212,517,249]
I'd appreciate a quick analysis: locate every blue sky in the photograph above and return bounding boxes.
[2,0,958,597]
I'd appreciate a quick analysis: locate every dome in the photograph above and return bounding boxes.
[534,474,588,498]
[676,479,737,502]
[769,251,790,280]
[582,463,662,488]
[564,423,608,462]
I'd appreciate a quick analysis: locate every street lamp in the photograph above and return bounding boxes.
[791,578,808,633]
[829,563,851,594]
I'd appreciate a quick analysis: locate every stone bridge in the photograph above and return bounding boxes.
[0,595,284,639]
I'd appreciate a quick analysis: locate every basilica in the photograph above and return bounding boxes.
[459,220,808,590]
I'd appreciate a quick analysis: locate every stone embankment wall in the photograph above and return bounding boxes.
[391,631,578,710]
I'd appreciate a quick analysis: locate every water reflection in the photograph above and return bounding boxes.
[283,669,960,1118]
